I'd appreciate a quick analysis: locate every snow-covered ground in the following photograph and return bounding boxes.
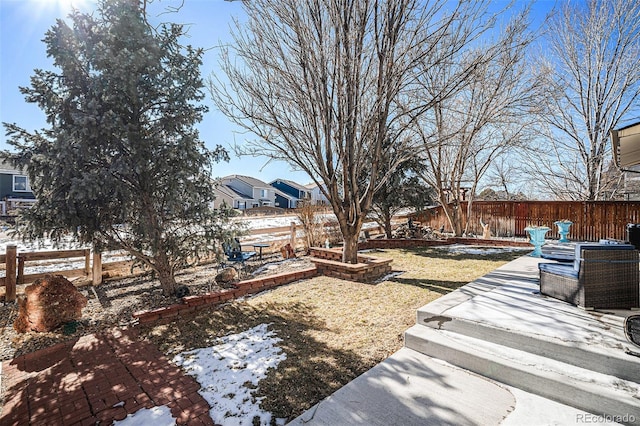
[114,324,287,426]
[438,244,531,256]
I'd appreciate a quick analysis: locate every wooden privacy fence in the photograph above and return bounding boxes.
[416,201,640,241]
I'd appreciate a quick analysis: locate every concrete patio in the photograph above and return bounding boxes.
[293,254,640,425]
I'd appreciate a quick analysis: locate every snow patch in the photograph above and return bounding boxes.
[439,244,530,256]
[173,323,287,426]
[375,271,404,283]
[113,405,175,426]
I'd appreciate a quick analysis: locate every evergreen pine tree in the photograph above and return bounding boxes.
[3,0,235,296]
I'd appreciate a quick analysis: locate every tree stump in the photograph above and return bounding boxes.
[280,243,296,259]
[482,222,491,239]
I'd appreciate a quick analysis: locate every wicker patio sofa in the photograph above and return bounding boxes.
[538,243,639,309]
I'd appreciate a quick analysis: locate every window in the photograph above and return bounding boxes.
[261,189,269,198]
[13,175,30,192]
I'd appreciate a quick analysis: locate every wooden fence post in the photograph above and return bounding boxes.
[84,249,91,276]
[290,222,297,250]
[17,255,25,284]
[92,251,102,286]
[6,245,16,302]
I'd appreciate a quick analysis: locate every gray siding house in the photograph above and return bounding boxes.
[305,182,329,205]
[218,175,276,210]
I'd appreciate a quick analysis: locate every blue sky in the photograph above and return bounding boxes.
[0,0,312,184]
[0,0,556,186]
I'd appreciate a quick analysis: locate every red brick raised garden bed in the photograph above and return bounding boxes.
[133,267,317,325]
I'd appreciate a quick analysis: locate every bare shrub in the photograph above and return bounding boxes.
[295,203,325,250]
[322,219,343,247]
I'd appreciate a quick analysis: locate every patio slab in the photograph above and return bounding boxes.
[290,346,516,426]
[294,253,639,425]
[423,255,636,353]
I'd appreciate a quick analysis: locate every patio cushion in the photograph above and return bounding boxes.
[573,243,636,273]
[539,262,578,279]
[540,252,574,262]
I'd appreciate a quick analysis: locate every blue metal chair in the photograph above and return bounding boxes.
[221,238,256,277]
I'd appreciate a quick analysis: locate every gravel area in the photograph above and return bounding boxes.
[0,254,314,362]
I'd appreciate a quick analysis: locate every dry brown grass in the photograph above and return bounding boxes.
[141,246,525,421]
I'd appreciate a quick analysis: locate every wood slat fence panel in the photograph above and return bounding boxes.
[417,201,640,241]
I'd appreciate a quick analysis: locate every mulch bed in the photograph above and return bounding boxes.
[0,254,313,362]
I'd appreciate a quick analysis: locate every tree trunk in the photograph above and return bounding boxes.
[384,214,393,239]
[439,194,464,237]
[342,231,360,264]
[155,252,177,296]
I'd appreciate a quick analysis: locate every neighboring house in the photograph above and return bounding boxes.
[272,188,297,209]
[211,183,246,210]
[0,162,36,215]
[305,182,329,205]
[270,178,312,208]
[219,175,276,210]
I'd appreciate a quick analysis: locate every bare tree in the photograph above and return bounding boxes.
[414,6,541,236]
[532,0,640,200]
[485,156,520,198]
[212,0,493,263]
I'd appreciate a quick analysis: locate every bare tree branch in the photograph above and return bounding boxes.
[531,0,640,200]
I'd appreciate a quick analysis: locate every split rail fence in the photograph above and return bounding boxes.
[0,221,313,302]
[416,201,640,241]
[0,219,392,302]
[0,247,141,302]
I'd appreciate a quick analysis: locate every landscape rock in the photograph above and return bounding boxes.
[14,275,88,333]
[215,267,239,287]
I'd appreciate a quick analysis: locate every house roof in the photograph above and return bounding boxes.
[270,178,308,192]
[213,183,253,200]
[222,174,271,189]
[612,121,640,168]
[304,182,319,190]
[273,188,296,200]
[0,160,26,175]
[224,185,254,200]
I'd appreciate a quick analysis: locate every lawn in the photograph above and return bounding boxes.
[141,246,526,422]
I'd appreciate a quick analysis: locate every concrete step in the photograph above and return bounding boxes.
[417,303,640,384]
[405,324,640,422]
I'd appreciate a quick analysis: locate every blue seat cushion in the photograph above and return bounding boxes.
[539,262,579,279]
[540,252,574,262]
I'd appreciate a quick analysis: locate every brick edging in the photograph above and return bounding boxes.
[133,267,317,325]
[357,239,452,250]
